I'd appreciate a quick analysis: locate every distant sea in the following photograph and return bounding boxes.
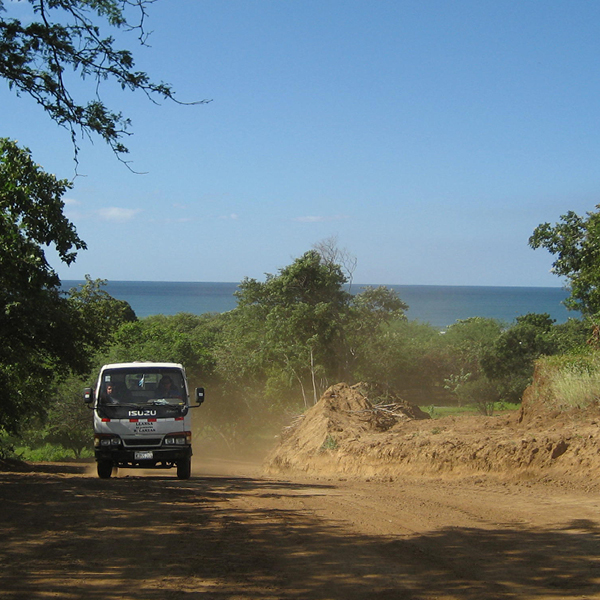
[60,281,579,330]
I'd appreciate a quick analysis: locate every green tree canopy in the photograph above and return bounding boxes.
[442,317,504,376]
[0,138,88,432]
[481,313,558,402]
[530,206,600,316]
[219,251,412,408]
[232,251,351,405]
[66,275,137,351]
[0,0,207,161]
[105,313,219,385]
[42,375,92,459]
[352,319,440,398]
[350,285,408,332]
[67,276,136,326]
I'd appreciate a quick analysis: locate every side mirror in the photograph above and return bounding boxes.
[83,387,94,404]
[195,387,205,406]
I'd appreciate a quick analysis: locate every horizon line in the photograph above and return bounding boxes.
[59,279,567,290]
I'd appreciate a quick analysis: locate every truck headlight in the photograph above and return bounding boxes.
[164,434,189,446]
[95,435,121,448]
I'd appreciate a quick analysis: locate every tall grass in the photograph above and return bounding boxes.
[543,353,600,410]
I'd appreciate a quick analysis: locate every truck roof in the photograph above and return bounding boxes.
[100,362,185,371]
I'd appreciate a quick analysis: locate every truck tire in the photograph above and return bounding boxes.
[176,458,191,480]
[97,460,113,479]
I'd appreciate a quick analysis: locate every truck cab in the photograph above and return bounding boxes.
[84,362,204,479]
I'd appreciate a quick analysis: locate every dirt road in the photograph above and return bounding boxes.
[1,458,599,600]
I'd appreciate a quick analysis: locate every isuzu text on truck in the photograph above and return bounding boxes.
[84,362,204,479]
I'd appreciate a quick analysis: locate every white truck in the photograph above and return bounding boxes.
[84,362,204,479]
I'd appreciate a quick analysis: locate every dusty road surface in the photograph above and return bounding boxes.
[1,458,599,600]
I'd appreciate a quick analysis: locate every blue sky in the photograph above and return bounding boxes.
[4,0,600,286]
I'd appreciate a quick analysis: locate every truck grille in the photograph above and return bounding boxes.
[124,438,161,447]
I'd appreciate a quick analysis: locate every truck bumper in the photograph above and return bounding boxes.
[95,446,192,468]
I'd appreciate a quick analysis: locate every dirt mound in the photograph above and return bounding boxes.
[351,382,431,421]
[265,382,429,474]
[265,381,600,487]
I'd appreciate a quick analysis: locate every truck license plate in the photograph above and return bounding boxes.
[135,451,153,460]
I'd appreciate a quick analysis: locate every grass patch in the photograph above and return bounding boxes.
[423,406,477,419]
[421,403,520,419]
[15,444,94,462]
[542,352,600,409]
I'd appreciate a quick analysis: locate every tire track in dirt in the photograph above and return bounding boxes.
[1,462,600,600]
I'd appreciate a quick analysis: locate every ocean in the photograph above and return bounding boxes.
[60,281,578,330]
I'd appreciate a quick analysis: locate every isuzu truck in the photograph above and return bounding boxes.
[84,362,204,480]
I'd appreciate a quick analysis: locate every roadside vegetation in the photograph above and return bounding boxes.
[2,2,600,462]
[529,352,600,412]
[2,129,598,460]
[1,241,594,461]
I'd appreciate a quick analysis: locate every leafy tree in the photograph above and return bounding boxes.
[208,309,279,451]
[353,319,441,398]
[0,138,89,433]
[0,0,208,162]
[215,308,270,395]
[441,315,588,408]
[212,252,354,447]
[0,1,206,435]
[66,275,136,350]
[452,377,501,416]
[41,376,92,458]
[530,206,600,316]
[104,312,219,386]
[442,317,504,377]
[438,317,504,408]
[443,317,504,349]
[345,286,409,386]
[351,286,408,332]
[219,250,416,413]
[232,251,352,405]
[481,313,558,402]
[354,316,503,407]
[552,317,590,352]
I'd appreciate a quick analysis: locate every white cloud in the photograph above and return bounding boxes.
[97,207,143,223]
[293,215,349,223]
[62,198,84,220]
[219,213,240,220]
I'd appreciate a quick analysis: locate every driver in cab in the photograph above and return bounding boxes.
[156,376,181,399]
[101,383,120,405]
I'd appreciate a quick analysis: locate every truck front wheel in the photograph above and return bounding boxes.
[177,458,191,480]
[97,460,113,479]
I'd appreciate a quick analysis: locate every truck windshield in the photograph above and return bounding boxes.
[99,368,186,406]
